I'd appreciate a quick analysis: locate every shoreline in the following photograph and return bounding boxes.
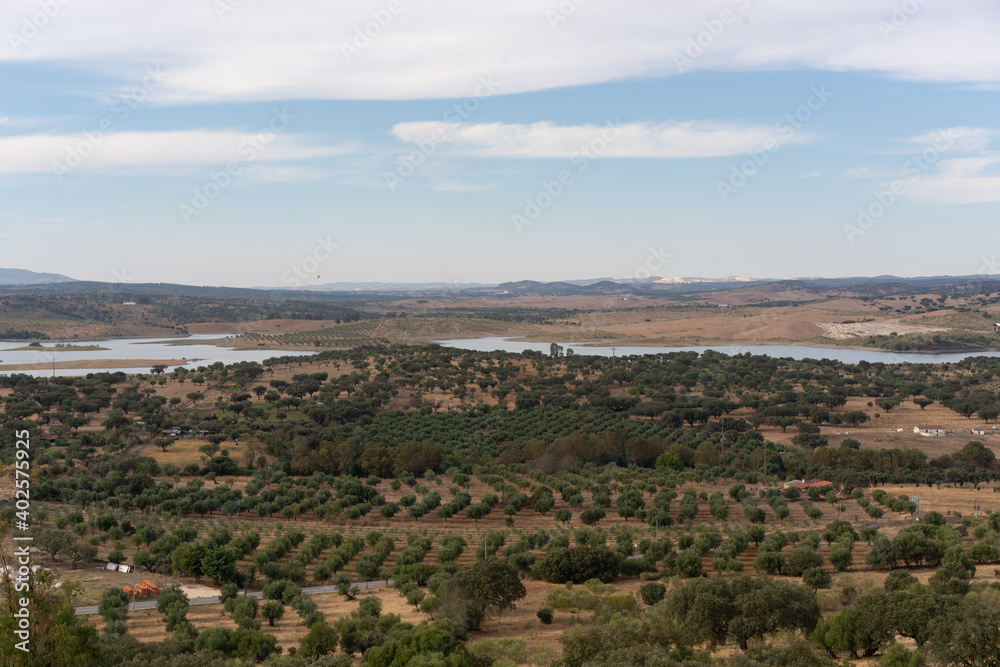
[0,358,193,372]
[428,334,1000,356]
[3,345,111,352]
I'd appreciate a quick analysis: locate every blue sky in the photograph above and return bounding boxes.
[1,1,999,287]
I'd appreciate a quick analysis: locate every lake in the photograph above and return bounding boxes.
[0,334,317,377]
[433,337,1000,365]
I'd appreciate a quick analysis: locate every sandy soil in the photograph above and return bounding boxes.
[180,584,222,598]
[819,320,949,340]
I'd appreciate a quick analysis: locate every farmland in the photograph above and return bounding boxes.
[5,342,1000,665]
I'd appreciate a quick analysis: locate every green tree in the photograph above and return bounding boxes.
[299,620,340,658]
[230,596,260,630]
[67,540,98,569]
[538,545,620,584]
[444,558,526,615]
[883,570,917,593]
[929,590,1000,667]
[879,643,926,667]
[0,546,104,666]
[260,600,285,627]
[36,529,74,563]
[785,546,823,577]
[156,584,197,639]
[813,596,892,659]
[639,582,666,605]
[803,567,832,590]
[665,576,820,650]
[98,587,130,637]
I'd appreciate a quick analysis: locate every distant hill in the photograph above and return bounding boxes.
[470,280,635,297]
[0,268,74,285]
[271,281,493,292]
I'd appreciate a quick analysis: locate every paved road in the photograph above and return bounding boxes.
[75,579,392,616]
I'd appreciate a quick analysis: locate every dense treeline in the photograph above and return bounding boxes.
[7,344,1000,492]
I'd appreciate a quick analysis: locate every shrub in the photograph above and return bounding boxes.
[538,546,620,584]
[536,607,554,624]
[802,567,832,590]
[639,582,666,606]
[884,569,918,593]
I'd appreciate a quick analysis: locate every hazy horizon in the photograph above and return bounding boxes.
[2,1,998,287]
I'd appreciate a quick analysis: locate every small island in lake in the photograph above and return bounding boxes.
[4,342,111,352]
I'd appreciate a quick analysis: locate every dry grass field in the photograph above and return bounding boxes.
[759,395,1000,458]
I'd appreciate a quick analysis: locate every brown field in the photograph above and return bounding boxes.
[381,299,998,350]
[85,586,425,653]
[758,396,1000,458]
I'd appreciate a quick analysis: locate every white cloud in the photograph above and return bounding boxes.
[912,174,1000,205]
[906,128,1000,204]
[1,1,998,103]
[907,127,997,154]
[0,130,354,174]
[391,120,807,159]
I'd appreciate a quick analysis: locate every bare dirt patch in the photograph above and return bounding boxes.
[819,320,949,340]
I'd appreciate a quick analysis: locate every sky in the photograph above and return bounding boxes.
[1,0,999,288]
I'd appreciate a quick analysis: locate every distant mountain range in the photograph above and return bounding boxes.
[7,269,1000,298]
[268,276,758,291]
[0,267,75,285]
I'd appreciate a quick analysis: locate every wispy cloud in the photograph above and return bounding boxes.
[905,128,1000,204]
[906,127,997,154]
[2,1,998,103]
[0,130,355,175]
[391,120,809,159]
